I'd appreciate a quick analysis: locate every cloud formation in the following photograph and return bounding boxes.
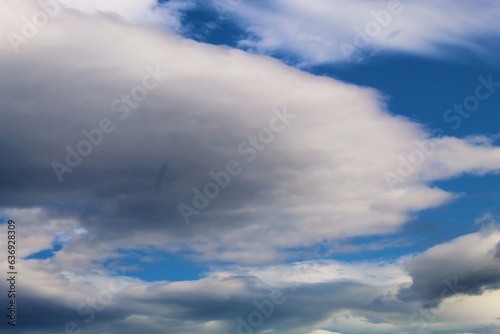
[1,1,500,333]
[2,227,499,333]
[2,0,500,265]
[194,0,500,65]
[399,228,500,304]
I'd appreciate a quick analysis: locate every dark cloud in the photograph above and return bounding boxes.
[0,16,310,263]
[398,232,500,305]
[0,273,401,334]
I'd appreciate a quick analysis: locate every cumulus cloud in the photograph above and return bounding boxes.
[0,248,407,334]
[1,216,499,333]
[5,248,498,333]
[399,229,500,304]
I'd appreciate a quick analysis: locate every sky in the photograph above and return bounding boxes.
[1,0,500,333]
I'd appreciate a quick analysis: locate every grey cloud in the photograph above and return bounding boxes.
[398,231,500,305]
[11,279,400,334]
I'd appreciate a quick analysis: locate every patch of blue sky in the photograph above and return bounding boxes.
[310,55,500,137]
[103,248,206,282]
[24,239,65,260]
[160,0,250,47]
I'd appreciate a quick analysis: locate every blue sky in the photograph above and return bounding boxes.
[1,1,500,333]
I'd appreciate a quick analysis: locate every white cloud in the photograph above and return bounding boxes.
[199,0,500,65]
[400,228,500,303]
[62,0,195,30]
[474,212,499,228]
[0,207,81,258]
[428,290,500,333]
[230,259,411,289]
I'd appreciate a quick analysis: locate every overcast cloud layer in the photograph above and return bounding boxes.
[1,1,500,333]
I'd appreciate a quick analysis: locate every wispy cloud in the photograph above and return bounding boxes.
[192,0,500,65]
